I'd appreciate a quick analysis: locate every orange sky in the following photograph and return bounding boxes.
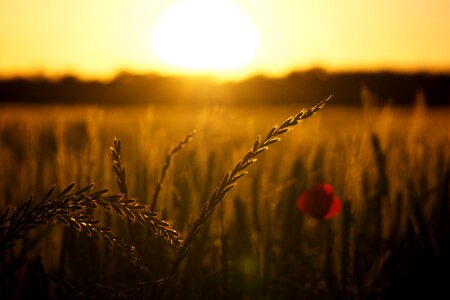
[1,0,450,80]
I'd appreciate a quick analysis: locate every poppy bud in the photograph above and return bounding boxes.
[297,184,342,220]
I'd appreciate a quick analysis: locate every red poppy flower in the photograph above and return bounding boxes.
[297,184,342,220]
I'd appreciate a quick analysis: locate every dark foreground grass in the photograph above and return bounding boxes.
[0,100,449,299]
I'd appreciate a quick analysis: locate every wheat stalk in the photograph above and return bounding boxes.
[150,131,196,211]
[0,184,146,270]
[0,188,183,275]
[168,96,332,277]
[109,137,183,248]
[0,135,192,297]
[0,139,186,273]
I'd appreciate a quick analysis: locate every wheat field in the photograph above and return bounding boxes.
[0,98,449,299]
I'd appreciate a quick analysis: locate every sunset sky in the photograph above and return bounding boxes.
[1,0,449,80]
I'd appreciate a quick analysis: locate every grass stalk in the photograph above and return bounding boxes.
[109,137,182,248]
[150,131,195,211]
[167,96,332,278]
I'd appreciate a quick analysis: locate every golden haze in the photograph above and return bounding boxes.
[0,0,450,80]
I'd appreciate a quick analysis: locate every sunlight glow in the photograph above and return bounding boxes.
[152,0,258,71]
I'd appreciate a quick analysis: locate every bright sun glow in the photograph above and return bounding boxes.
[152,0,258,71]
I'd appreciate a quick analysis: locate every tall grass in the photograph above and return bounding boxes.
[0,96,449,299]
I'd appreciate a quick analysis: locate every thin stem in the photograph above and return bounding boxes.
[150,131,195,211]
[168,96,331,278]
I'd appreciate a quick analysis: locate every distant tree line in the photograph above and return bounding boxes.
[0,69,449,106]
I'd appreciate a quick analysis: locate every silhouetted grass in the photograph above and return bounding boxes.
[0,97,449,299]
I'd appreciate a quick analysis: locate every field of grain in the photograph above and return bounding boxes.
[0,99,449,299]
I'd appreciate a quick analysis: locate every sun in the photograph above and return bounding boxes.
[152,0,258,71]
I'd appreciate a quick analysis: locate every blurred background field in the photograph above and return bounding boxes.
[0,95,449,299]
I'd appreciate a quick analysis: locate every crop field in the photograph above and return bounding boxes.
[0,98,449,299]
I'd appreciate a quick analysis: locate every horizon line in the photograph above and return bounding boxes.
[1,65,450,83]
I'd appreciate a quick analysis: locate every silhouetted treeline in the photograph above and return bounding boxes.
[1,69,449,106]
